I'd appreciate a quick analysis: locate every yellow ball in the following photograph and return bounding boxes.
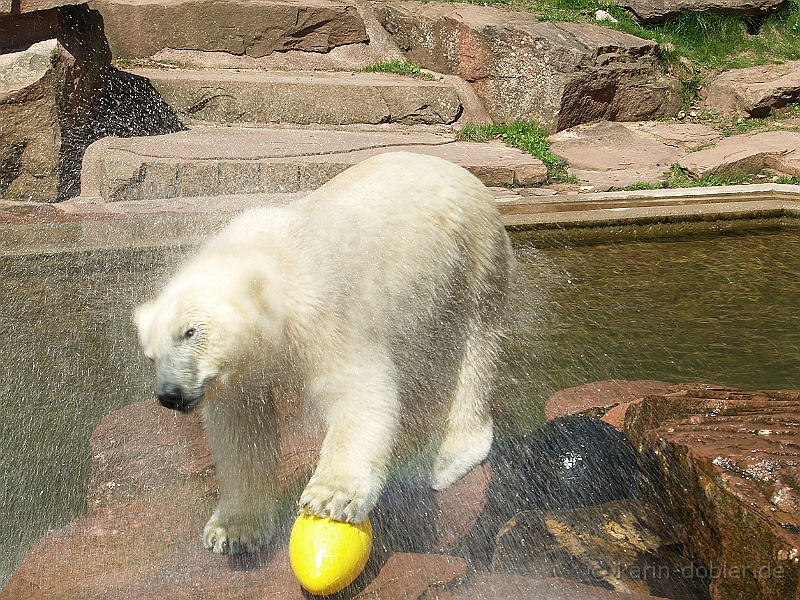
[289,514,373,596]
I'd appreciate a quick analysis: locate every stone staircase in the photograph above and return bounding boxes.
[2,0,684,203]
[69,0,680,203]
[133,68,463,126]
[66,0,534,202]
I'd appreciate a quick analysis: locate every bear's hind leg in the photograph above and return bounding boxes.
[202,394,280,554]
[431,321,498,490]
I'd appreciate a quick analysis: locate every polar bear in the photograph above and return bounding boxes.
[134,152,513,555]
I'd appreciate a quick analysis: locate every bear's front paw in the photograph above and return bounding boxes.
[203,513,275,555]
[299,474,379,524]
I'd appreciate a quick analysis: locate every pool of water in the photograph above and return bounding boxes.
[499,219,800,426]
[1,221,799,586]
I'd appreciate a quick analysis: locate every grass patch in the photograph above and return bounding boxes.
[609,0,800,76]
[360,60,435,79]
[615,164,800,190]
[447,0,800,82]
[113,57,188,70]
[458,122,576,183]
[705,104,800,136]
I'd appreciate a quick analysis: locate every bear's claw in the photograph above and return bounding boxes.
[299,479,375,524]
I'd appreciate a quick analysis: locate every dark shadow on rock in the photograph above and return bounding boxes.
[491,501,711,600]
[465,415,642,567]
[56,4,184,201]
[0,141,26,194]
[229,540,282,572]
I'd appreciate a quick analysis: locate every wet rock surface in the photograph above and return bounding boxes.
[492,500,710,599]
[624,387,800,600]
[546,382,800,599]
[8,384,800,600]
[3,399,673,600]
[458,417,643,570]
[545,379,675,422]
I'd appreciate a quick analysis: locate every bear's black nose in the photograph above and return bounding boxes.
[156,384,189,412]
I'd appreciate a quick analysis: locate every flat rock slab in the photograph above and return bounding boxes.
[679,130,800,180]
[705,61,800,118]
[548,121,685,190]
[374,1,680,131]
[79,126,547,201]
[632,122,723,150]
[2,396,645,600]
[544,379,677,421]
[625,388,800,600]
[131,67,462,126]
[620,0,782,22]
[434,573,665,599]
[87,0,368,59]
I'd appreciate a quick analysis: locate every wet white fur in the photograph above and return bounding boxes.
[134,152,513,554]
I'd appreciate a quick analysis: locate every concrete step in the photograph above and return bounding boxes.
[79,126,547,202]
[130,67,463,126]
[87,0,369,59]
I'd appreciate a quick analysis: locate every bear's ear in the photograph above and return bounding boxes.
[133,302,156,346]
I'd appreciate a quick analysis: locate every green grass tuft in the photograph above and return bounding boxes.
[615,164,800,191]
[458,122,576,183]
[360,60,435,79]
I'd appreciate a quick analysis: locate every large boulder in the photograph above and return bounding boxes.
[0,4,182,202]
[619,0,784,23]
[87,0,369,59]
[705,61,800,118]
[372,0,681,131]
[0,39,62,201]
[492,500,711,599]
[625,388,800,600]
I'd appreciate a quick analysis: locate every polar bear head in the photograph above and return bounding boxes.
[134,259,287,413]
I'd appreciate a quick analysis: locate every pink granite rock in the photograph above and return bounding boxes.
[620,0,783,22]
[548,122,685,190]
[705,62,800,118]
[544,379,675,421]
[625,388,800,600]
[1,393,486,599]
[680,130,800,180]
[88,0,369,59]
[373,1,680,131]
